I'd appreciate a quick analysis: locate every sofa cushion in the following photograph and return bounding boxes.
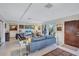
[32,36,45,42]
[45,35,54,39]
[30,37,56,52]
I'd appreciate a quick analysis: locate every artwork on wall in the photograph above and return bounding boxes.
[38,26,41,30]
[19,25,24,29]
[57,24,62,31]
[25,25,35,29]
[57,27,62,31]
[10,25,17,31]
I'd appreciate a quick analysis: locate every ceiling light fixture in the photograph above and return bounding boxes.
[45,3,53,8]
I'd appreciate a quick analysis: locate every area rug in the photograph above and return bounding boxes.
[43,48,75,56]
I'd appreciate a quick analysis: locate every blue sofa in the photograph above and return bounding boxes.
[30,35,56,52]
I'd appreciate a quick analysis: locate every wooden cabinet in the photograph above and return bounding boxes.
[5,32,10,41]
[65,20,79,48]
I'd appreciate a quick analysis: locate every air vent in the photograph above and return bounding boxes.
[45,3,53,8]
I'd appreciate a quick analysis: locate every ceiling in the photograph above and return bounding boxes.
[0,3,79,23]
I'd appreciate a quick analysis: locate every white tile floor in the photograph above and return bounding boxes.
[0,38,57,56]
[58,44,79,56]
[0,38,21,56]
[0,38,79,56]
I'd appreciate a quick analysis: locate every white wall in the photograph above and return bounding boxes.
[0,15,5,44]
[0,21,5,44]
[0,22,2,42]
[5,22,19,38]
[55,14,79,45]
[1,22,5,43]
[55,20,64,45]
[5,23,9,32]
[45,14,79,45]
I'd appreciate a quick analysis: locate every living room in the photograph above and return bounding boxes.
[0,3,79,56]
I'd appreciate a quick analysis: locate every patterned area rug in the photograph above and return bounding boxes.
[44,48,75,56]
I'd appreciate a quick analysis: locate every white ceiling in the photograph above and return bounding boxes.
[0,3,79,23]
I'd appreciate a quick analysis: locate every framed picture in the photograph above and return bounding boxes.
[57,24,63,31]
[57,27,62,31]
[25,25,35,29]
[10,25,17,31]
[19,25,24,29]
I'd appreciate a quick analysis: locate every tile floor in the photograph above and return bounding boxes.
[0,38,79,56]
[58,44,79,56]
[0,38,57,56]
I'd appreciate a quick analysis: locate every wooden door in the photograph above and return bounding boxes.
[64,20,79,48]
